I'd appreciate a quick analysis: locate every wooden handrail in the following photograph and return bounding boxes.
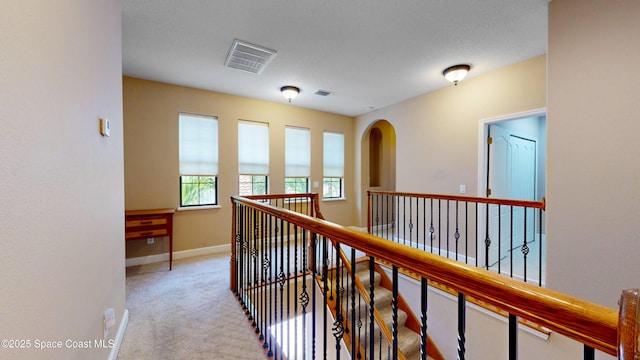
[618,289,640,359]
[231,195,619,356]
[368,190,546,210]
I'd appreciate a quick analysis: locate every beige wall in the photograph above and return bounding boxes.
[0,1,125,359]
[123,77,356,258]
[355,55,547,226]
[547,0,640,308]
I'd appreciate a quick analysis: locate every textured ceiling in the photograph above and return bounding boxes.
[122,1,548,117]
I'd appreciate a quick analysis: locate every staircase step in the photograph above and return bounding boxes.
[356,266,382,288]
[377,302,408,330]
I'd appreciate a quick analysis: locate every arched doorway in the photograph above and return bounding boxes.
[360,120,397,225]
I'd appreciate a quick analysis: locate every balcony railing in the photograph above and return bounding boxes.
[230,193,637,359]
[368,190,546,286]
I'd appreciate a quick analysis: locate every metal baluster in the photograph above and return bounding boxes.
[403,195,407,245]
[394,196,399,242]
[294,225,299,358]
[508,206,513,278]
[368,256,375,360]
[475,203,479,267]
[311,233,317,360]
[430,199,435,252]
[357,293,363,360]
[333,243,344,359]
[420,277,428,360]
[407,196,412,246]
[301,228,309,360]
[414,197,418,249]
[457,293,466,360]
[244,205,250,315]
[351,249,357,357]
[523,207,529,280]
[259,212,266,345]
[455,201,460,261]
[465,202,469,264]
[251,210,258,328]
[322,235,329,360]
[384,193,387,239]
[538,208,543,286]
[272,217,279,360]
[423,198,427,251]
[438,200,442,256]
[266,213,273,356]
[446,200,450,257]
[508,313,517,360]
[583,345,595,360]
[286,217,292,357]
[374,194,380,237]
[278,218,285,360]
[391,265,399,360]
[485,203,490,270]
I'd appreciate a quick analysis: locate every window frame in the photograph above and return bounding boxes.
[322,177,343,199]
[238,175,269,196]
[180,175,218,207]
[285,177,310,194]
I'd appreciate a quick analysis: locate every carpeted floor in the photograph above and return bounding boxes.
[117,253,267,360]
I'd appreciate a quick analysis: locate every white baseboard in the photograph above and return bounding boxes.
[125,244,231,267]
[108,309,128,360]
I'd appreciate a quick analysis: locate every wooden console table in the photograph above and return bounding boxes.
[125,208,175,270]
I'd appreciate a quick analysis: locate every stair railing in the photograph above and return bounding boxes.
[231,193,637,360]
[368,190,546,286]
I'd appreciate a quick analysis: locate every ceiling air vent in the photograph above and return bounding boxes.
[225,39,277,74]
[315,90,331,96]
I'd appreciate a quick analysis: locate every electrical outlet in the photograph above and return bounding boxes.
[103,308,115,339]
[459,184,467,194]
[147,237,154,244]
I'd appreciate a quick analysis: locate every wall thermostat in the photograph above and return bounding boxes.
[99,117,111,137]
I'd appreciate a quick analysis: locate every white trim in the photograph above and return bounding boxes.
[125,244,231,267]
[177,204,221,211]
[321,197,346,202]
[108,309,129,360]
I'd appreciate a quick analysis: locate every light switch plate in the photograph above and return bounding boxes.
[99,117,110,137]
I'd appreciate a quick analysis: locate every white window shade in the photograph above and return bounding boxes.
[323,132,344,177]
[285,127,310,177]
[179,114,218,175]
[238,121,269,174]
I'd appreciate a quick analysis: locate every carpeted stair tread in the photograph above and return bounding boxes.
[356,267,381,289]
[377,303,408,330]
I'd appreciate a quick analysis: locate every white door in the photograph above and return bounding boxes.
[487,124,536,265]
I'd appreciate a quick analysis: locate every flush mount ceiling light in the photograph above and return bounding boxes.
[280,86,300,103]
[443,64,471,86]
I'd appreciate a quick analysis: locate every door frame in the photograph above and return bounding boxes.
[476,107,546,199]
[476,107,546,266]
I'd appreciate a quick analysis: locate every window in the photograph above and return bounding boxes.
[238,120,269,195]
[179,113,218,206]
[285,178,309,194]
[239,175,268,196]
[285,127,310,194]
[323,131,344,199]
